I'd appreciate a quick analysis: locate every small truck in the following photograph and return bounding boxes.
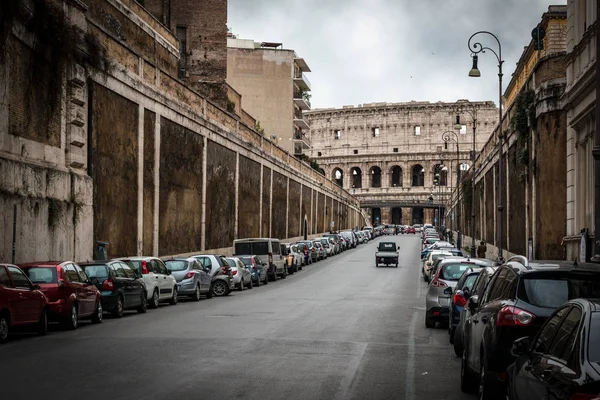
[375,242,400,267]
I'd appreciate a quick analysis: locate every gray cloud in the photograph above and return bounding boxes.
[227,0,565,108]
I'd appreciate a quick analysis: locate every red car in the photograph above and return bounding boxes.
[0,263,49,342]
[407,227,416,234]
[20,261,103,330]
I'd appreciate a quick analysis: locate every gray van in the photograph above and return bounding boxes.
[233,238,287,281]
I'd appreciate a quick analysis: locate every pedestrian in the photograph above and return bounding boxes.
[477,241,487,258]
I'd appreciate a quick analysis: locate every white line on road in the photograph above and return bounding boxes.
[333,342,368,400]
[405,311,419,400]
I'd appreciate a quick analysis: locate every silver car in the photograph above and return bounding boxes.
[164,258,212,301]
[225,257,253,291]
[425,257,493,328]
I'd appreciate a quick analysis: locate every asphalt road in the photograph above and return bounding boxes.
[0,235,473,400]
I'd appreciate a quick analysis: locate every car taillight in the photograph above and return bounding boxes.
[453,291,467,307]
[221,267,228,275]
[431,279,448,288]
[268,252,273,265]
[184,271,194,279]
[141,260,149,274]
[570,394,600,400]
[497,306,535,327]
[251,258,255,267]
[232,270,238,276]
[102,279,114,291]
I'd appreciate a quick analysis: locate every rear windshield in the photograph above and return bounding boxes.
[239,257,252,266]
[24,267,57,284]
[235,242,269,255]
[590,313,600,364]
[431,253,450,262]
[518,274,600,308]
[441,263,475,281]
[320,239,328,244]
[165,260,188,271]
[82,265,109,280]
[124,261,141,272]
[225,259,236,268]
[379,243,396,251]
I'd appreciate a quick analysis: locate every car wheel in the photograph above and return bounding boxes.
[247,278,253,289]
[191,284,201,301]
[281,269,287,279]
[65,304,78,330]
[255,277,260,287]
[0,314,9,343]
[205,284,213,299]
[237,281,244,291]
[37,308,48,336]
[212,280,229,297]
[478,359,499,400]
[91,301,103,324]
[169,287,178,305]
[263,275,268,285]
[112,295,124,318]
[137,292,148,313]
[425,315,435,329]
[150,289,160,309]
[461,348,477,393]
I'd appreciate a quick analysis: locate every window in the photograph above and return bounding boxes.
[7,267,31,289]
[463,273,480,291]
[165,260,189,272]
[155,260,169,275]
[534,306,570,353]
[111,263,127,278]
[460,125,467,134]
[484,269,508,302]
[121,264,137,279]
[24,267,57,284]
[548,306,582,364]
[353,150,358,154]
[440,263,474,281]
[83,265,109,280]
[74,264,89,282]
[415,126,421,136]
[589,313,600,363]
[471,270,489,297]
[63,264,80,282]
[317,152,322,157]
[372,127,380,137]
[393,148,398,153]
[0,266,12,287]
[334,130,341,139]
[272,241,281,255]
[197,257,212,270]
[176,26,187,54]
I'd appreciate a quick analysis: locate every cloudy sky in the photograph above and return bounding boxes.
[227,0,566,109]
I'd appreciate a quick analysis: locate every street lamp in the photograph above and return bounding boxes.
[468,31,504,262]
[455,103,478,257]
[442,130,461,249]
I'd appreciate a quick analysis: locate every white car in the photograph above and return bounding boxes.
[422,250,454,282]
[316,237,335,256]
[284,244,303,273]
[119,257,178,308]
[226,257,253,290]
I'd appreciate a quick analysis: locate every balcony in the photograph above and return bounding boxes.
[293,130,311,150]
[293,109,310,130]
[293,88,311,110]
[294,71,311,91]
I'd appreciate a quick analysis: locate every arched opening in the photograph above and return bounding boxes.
[371,207,381,225]
[390,166,402,187]
[413,207,424,225]
[433,164,448,186]
[333,168,344,187]
[411,164,425,187]
[350,167,362,189]
[370,166,382,188]
[391,207,402,224]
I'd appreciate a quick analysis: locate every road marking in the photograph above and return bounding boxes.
[405,311,418,400]
[333,342,367,400]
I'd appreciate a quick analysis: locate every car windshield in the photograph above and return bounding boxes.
[24,267,57,284]
[82,265,109,280]
[518,273,600,308]
[165,260,188,271]
[590,313,600,364]
[235,242,269,255]
[440,263,474,281]
[378,243,395,251]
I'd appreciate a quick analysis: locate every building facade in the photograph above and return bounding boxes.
[563,0,597,261]
[227,37,312,155]
[305,101,498,225]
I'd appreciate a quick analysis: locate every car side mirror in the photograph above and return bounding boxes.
[468,295,479,310]
[32,284,41,290]
[166,270,172,275]
[397,246,400,251]
[511,337,531,357]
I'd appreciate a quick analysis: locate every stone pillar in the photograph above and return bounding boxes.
[381,207,391,224]
[424,208,435,225]
[402,207,413,225]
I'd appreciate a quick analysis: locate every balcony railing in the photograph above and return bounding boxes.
[293,88,311,110]
[293,130,310,149]
[293,71,311,91]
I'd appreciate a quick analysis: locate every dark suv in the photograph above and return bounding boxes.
[461,257,600,399]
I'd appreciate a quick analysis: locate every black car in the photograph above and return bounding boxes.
[507,298,600,400]
[448,265,488,344]
[453,265,499,357]
[81,261,147,318]
[461,257,600,399]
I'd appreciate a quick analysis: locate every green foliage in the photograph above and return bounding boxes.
[512,90,535,167]
[255,120,265,135]
[296,153,324,176]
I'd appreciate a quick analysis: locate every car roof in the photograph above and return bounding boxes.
[505,259,600,274]
[567,298,600,312]
[234,238,279,242]
[437,257,495,268]
[116,256,158,261]
[79,260,120,266]
[19,261,69,267]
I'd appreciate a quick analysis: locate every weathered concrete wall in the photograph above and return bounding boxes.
[301,185,312,235]
[205,140,236,250]
[272,172,288,240]
[508,146,527,256]
[262,166,271,237]
[288,180,301,238]
[90,84,139,258]
[484,169,495,245]
[159,117,204,255]
[238,155,261,239]
[143,110,156,255]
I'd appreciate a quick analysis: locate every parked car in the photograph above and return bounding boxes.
[317,237,335,257]
[20,261,103,329]
[425,257,492,329]
[164,258,212,301]
[421,241,461,259]
[324,234,342,254]
[406,226,416,234]
[453,265,499,357]
[296,242,315,264]
[283,243,303,273]
[225,257,253,291]
[118,257,178,308]
[461,258,600,399]
[233,238,287,280]
[191,254,234,297]
[422,237,440,250]
[507,298,600,400]
[0,264,49,342]
[422,250,455,282]
[313,240,327,260]
[238,256,268,286]
[81,261,147,317]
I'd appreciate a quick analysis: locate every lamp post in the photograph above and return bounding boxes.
[442,130,461,249]
[468,31,504,262]
[592,0,600,263]
[455,103,478,257]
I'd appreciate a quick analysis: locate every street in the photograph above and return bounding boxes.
[0,236,472,400]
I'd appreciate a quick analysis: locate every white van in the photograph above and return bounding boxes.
[233,238,287,281]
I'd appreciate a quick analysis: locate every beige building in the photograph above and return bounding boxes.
[305,100,498,225]
[227,37,312,155]
[563,0,597,261]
